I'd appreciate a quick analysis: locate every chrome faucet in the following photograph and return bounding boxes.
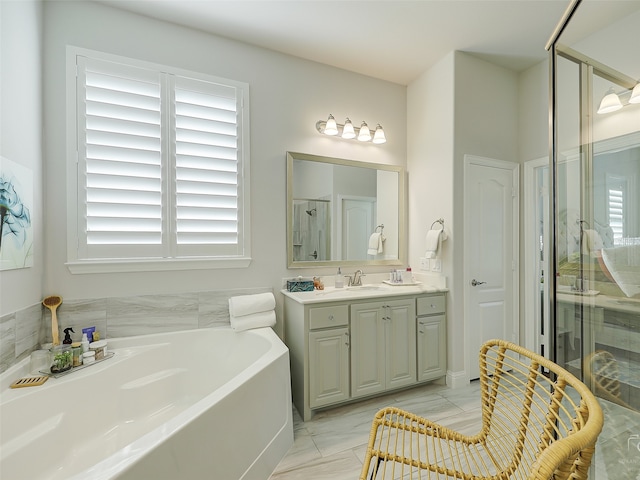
[347,269,364,286]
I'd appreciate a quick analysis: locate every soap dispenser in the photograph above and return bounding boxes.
[335,267,344,288]
[63,327,74,345]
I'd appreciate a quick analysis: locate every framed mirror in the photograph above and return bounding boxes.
[287,151,406,268]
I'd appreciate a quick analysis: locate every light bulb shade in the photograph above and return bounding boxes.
[597,88,623,114]
[630,83,640,104]
[324,114,338,135]
[358,121,371,142]
[342,118,356,139]
[372,124,386,144]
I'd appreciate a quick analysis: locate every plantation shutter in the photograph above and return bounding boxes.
[173,76,242,256]
[76,55,246,261]
[78,57,165,259]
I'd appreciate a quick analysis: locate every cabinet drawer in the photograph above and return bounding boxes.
[309,305,348,329]
[417,295,446,315]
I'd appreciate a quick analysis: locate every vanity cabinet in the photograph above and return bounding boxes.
[283,289,447,421]
[416,295,447,381]
[350,299,416,398]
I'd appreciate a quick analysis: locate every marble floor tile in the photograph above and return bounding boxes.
[270,449,363,480]
[271,380,639,480]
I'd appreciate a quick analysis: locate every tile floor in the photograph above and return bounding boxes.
[269,381,640,479]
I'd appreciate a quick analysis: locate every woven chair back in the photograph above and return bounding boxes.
[360,339,604,480]
[477,339,603,479]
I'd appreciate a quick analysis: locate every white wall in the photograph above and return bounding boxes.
[0,0,44,316]
[408,51,521,384]
[453,52,519,378]
[407,52,455,373]
[42,1,406,327]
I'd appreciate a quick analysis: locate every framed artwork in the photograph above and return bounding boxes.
[0,156,33,270]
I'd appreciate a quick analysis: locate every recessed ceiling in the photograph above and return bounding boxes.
[92,0,640,85]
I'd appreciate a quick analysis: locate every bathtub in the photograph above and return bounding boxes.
[0,327,293,480]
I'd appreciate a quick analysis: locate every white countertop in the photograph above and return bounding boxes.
[281,282,448,305]
[557,289,640,315]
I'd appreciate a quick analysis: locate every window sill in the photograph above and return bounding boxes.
[66,257,252,274]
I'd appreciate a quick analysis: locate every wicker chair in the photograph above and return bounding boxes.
[360,339,604,480]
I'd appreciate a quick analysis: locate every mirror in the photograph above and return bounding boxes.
[287,152,406,268]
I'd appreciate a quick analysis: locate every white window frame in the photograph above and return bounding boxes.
[66,47,251,274]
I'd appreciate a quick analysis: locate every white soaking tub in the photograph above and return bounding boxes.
[0,327,293,480]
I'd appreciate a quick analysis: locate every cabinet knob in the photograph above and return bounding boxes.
[328,314,334,321]
[430,304,436,309]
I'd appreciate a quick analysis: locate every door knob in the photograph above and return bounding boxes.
[471,279,486,287]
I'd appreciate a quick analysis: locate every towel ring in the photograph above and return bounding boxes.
[430,218,444,230]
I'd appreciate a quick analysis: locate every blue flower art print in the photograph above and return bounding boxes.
[0,157,33,270]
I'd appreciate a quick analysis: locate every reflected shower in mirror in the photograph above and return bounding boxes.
[287,152,405,268]
[292,199,331,261]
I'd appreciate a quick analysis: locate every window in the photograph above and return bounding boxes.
[66,49,250,273]
[606,174,626,246]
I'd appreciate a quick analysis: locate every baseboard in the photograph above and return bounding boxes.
[446,370,469,389]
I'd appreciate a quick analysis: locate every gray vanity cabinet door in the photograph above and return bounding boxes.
[385,301,417,389]
[309,327,350,408]
[351,299,416,398]
[350,302,386,398]
[417,314,446,381]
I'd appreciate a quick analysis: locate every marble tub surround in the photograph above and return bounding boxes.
[47,287,273,343]
[0,303,42,374]
[1,287,272,373]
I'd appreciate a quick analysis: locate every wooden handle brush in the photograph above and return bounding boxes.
[43,295,63,346]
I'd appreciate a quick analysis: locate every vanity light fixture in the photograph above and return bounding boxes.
[357,121,372,142]
[324,114,339,135]
[597,88,623,114]
[316,114,387,144]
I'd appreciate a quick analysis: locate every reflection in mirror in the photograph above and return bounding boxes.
[287,152,405,268]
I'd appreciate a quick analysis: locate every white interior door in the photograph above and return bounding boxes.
[464,155,519,380]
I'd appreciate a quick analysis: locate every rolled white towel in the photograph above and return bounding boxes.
[228,292,275,317]
[230,310,276,332]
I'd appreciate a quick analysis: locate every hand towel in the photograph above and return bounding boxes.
[228,292,275,317]
[424,229,442,259]
[230,310,276,332]
[367,232,384,255]
[601,245,640,297]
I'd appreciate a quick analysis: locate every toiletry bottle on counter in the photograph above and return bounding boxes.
[81,333,89,353]
[335,267,344,288]
[403,266,413,284]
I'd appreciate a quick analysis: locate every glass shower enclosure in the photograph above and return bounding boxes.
[548,1,640,478]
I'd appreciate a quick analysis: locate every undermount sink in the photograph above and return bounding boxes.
[346,285,385,291]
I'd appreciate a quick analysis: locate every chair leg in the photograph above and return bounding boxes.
[369,456,383,480]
